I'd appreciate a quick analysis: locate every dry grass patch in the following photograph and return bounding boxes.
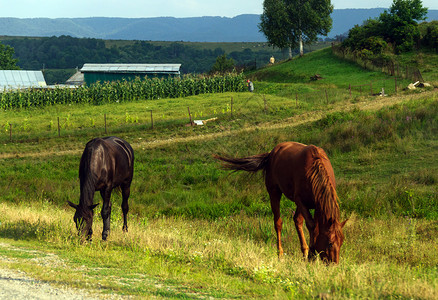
[0,202,437,298]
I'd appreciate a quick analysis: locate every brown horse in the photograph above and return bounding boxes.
[214,142,347,263]
[68,136,134,241]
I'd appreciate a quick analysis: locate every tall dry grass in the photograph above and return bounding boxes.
[0,201,436,299]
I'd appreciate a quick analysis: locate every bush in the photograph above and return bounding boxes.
[363,36,388,54]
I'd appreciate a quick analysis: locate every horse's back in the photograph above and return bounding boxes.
[103,136,134,169]
[268,142,318,176]
[266,142,335,203]
[80,137,134,189]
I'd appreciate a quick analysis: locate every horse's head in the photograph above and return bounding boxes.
[311,219,348,264]
[67,201,99,239]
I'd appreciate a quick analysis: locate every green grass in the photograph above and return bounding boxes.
[0,47,437,298]
[2,91,437,219]
[392,49,438,86]
[249,48,412,99]
[251,48,395,84]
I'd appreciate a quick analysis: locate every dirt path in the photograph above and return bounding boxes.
[0,267,99,300]
[1,93,419,161]
[0,242,122,299]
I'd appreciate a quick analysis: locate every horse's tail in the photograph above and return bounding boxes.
[213,152,270,173]
[79,140,97,203]
[306,146,339,222]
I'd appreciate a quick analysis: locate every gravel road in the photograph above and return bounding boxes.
[0,267,100,300]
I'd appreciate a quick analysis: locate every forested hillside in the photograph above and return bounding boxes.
[0,35,293,83]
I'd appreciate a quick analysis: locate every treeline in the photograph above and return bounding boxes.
[339,0,437,55]
[1,35,282,77]
[341,20,438,55]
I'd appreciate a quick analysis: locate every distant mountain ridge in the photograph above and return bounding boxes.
[1,9,437,42]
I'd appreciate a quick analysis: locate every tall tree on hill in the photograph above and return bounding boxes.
[259,0,333,58]
[0,42,19,70]
[379,0,428,53]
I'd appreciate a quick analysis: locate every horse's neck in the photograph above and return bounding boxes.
[314,209,337,229]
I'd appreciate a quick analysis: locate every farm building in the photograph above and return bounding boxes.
[65,71,84,86]
[0,70,47,91]
[80,63,181,85]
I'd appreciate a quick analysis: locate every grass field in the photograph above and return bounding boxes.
[0,47,437,298]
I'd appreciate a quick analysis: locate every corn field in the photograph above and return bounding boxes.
[0,73,247,110]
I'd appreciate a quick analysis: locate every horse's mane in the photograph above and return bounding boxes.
[78,139,98,207]
[306,147,340,223]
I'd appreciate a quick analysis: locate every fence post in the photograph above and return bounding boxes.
[325,90,328,104]
[370,82,373,96]
[104,114,107,134]
[57,117,60,137]
[188,106,193,126]
[150,110,154,129]
[395,77,398,95]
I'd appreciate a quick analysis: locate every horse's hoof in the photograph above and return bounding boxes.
[102,231,109,241]
[122,226,128,232]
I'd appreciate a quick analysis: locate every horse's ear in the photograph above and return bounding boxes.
[89,203,99,210]
[67,201,78,209]
[341,219,348,228]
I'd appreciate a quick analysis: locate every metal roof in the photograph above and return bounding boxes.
[65,71,84,85]
[80,64,181,74]
[0,70,47,90]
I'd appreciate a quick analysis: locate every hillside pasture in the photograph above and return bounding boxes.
[0,48,437,298]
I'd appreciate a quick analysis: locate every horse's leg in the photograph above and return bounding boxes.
[293,209,309,259]
[293,195,317,259]
[304,214,317,260]
[100,188,112,241]
[121,183,130,232]
[268,186,284,258]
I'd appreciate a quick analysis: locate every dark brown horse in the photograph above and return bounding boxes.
[214,142,347,263]
[68,136,134,241]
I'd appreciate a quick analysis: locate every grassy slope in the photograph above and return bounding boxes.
[250,48,412,99]
[393,49,438,86]
[0,47,437,298]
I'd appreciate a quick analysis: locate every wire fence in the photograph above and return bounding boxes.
[1,75,413,144]
[331,44,424,83]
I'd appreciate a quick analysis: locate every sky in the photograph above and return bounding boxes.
[0,0,437,18]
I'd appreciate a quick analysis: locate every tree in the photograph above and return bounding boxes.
[420,21,438,52]
[210,54,235,74]
[342,19,385,53]
[259,0,333,58]
[0,42,19,70]
[379,0,428,52]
